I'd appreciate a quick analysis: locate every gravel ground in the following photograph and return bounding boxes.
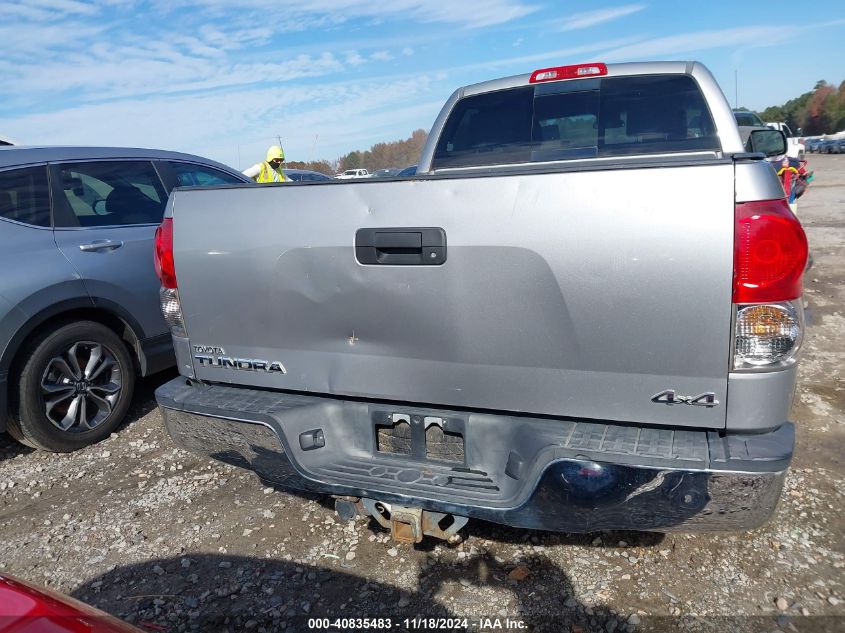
[1,155,843,633]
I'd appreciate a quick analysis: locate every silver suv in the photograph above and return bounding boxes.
[0,146,249,451]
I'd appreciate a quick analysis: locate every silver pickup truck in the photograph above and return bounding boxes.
[154,61,807,542]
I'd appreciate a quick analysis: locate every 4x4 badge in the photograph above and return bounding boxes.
[651,390,719,407]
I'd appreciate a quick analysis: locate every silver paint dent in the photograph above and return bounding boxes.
[172,162,735,429]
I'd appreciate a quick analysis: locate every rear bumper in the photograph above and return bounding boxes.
[156,378,793,533]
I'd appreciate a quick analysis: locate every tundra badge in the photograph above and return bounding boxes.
[194,346,286,374]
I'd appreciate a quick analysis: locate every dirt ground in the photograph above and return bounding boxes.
[1,155,843,633]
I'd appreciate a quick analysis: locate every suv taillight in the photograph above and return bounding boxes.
[154,218,186,337]
[154,218,176,289]
[733,199,808,369]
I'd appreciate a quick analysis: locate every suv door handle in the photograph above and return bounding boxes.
[79,240,124,252]
[355,228,446,265]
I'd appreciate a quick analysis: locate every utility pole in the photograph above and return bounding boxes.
[310,134,318,164]
[734,70,738,109]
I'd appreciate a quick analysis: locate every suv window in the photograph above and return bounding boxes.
[734,111,764,127]
[54,161,167,228]
[167,161,244,186]
[0,166,51,227]
[433,75,720,169]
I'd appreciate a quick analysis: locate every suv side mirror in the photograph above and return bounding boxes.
[749,129,787,157]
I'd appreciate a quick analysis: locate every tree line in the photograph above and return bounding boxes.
[286,129,428,175]
[337,128,428,173]
[755,80,845,136]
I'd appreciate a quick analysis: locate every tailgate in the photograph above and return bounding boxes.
[172,164,734,429]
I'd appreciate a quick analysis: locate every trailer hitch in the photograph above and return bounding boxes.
[361,498,467,544]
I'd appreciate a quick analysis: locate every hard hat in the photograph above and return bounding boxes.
[266,145,285,162]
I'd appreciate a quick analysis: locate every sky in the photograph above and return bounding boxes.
[1,0,844,169]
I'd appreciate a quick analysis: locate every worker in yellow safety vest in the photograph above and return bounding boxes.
[243,145,289,183]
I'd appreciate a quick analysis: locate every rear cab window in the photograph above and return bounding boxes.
[432,74,720,170]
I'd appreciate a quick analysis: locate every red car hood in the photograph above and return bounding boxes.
[0,574,142,633]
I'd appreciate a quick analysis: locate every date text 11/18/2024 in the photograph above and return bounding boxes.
[306,617,527,631]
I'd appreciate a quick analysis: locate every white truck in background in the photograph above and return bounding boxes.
[336,168,370,179]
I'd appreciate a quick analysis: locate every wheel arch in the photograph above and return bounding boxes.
[0,299,146,433]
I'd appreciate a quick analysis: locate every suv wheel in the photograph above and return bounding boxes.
[8,321,135,452]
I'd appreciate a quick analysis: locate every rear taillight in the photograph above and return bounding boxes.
[159,287,186,338]
[154,218,176,289]
[733,199,808,369]
[734,199,807,304]
[154,218,186,337]
[529,63,607,83]
[735,303,802,366]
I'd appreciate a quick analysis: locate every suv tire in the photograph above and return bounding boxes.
[7,321,135,452]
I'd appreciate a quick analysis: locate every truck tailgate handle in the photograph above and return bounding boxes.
[375,231,422,252]
[356,228,446,265]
